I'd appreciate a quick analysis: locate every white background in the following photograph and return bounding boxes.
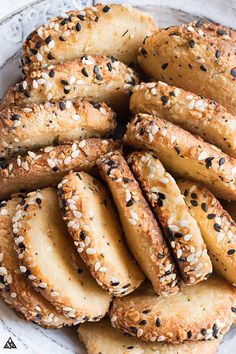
[0,0,34,18]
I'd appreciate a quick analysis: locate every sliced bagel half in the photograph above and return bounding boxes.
[110,276,233,342]
[13,187,111,322]
[21,4,157,74]
[0,197,73,328]
[0,138,120,200]
[178,179,236,286]
[79,320,221,354]
[59,171,144,296]
[124,114,236,200]
[0,100,116,158]
[128,151,212,285]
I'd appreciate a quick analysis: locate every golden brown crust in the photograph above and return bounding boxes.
[79,320,221,354]
[0,197,73,328]
[0,138,120,199]
[130,81,236,158]
[13,187,111,322]
[0,99,116,158]
[138,20,236,115]
[22,4,157,74]
[59,171,144,296]
[124,114,236,200]
[178,179,236,286]
[128,151,212,284]
[2,56,139,114]
[98,151,179,296]
[110,276,233,343]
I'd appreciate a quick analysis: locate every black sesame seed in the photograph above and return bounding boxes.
[24,91,30,98]
[61,79,68,86]
[36,314,42,320]
[81,68,89,77]
[49,69,55,78]
[184,189,189,197]
[59,102,66,110]
[142,309,151,314]
[191,193,197,199]
[190,200,198,207]
[35,41,41,49]
[213,223,221,232]
[77,268,83,274]
[76,23,82,32]
[157,198,163,207]
[217,29,227,35]
[111,281,120,286]
[52,166,58,172]
[200,65,207,72]
[158,192,166,200]
[174,146,181,155]
[212,323,217,331]
[188,40,195,48]
[205,157,214,168]
[195,20,202,27]
[215,50,221,58]
[93,65,99,74]
[219,157,225,166]
[139,127,145,135]
[18,84,25,92]
[127,346,134,350]
[77,14,85,21]
[126,198,135,207]
[11,114,20,121]
[140,47,147,57]
[0,161,8,169]
[18,242,25,251]
[96,74,102,81]
[129,327,137,334]
[227,249,235,255]
[80,231,86,240]
[0,275,5,284]
[187,330,192,338]
[47,53,54,60]
[165,227,175,241]
[123,177,131,183]
[161,95,169,105]
[30,48,38,55]
[231,69,236,78]
[60,18,69,26]
[175,232,183,238]
[83,316,89,321]
[207,213,216,219]
[107,62,112,71]
[24,56,31,64]
[45,35,52,44]
[64,88,70,94]
[231,307,236,312]
[59,36,66,41]
[103,5,110,13]
[36,198,42,205]
[201,203,208,212]
[169,91,175,96]
[139,320,147,325]
[201,328,207,335]
[155,318,161,327]
[162,63,169,70]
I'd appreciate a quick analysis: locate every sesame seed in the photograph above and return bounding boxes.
[86,248,96,255]
[188,40,195,48]
[215,50,221,58]
[137,328,143,337]
[198,151,208,160]
[231,69,236,78]
[200,65,207,72]
[227,249,235,255]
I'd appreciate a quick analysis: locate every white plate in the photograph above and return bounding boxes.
[0,0,236,353]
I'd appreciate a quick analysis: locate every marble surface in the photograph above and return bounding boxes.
[0,0,236,353]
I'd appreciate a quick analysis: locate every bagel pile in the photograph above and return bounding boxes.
[1,3,236,354]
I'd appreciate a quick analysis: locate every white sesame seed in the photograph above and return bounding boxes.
[48,40,55,49]
[184,234,192,241]
[47,159,56,168]
[187,254,195,262]
[187,100,195,110]
[174,88,180,97]
[20,266,27,273]
[159,177,169,184]
[73,211,81,219]
[28,274,36,280]
[79,140,86,148]
[64,157,71,165]
[33,80,38,89]
[99,267,108,273]
[44,146,54,153]
[0,209,8,216]
[94,262,101,271]
[217,233,224,242]
[187,25,194,32]
[36,53,43,61]
[129,218,137,225]
[22,81,27,90]
[10,293,17,298]
[198,151,208,160]
[180,219,188,228]
[47,93,52,101]
[177,249,183,258]
[86,248,96,255]
[157,335,165,342]
[39,282,47,288]
[65,100,72,109]
[169,225,179,232]
[137,329,143,337]
[72,114,81,121]
[0,266,7,276]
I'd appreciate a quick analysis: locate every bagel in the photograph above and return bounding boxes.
[128,151,212,285]
[59,171,144,296]
[98,151,179,296]
[21,4,157,74]
[13,187,111,321]
[2,56,139,114]
[177,179,236,286]
[130,81,236,159]
[110,276,233,342]
[0,138,119,199]
[0,197,73,328]
[0,100,116,158]
[78,320,221,354]
[124,114,236,200]
[138,20,236,115]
